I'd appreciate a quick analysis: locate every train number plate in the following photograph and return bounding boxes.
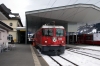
[58,38,62,40]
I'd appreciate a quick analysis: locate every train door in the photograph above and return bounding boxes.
[68,32,77,44]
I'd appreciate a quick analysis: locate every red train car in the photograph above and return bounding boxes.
[77,33,100,45]
[34,25,66,55]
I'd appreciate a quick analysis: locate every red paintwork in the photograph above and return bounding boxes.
[77,34,100,45]
[34,27,66,47]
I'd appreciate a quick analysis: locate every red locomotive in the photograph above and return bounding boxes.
[33,25,66,55]
[77,33,100,45]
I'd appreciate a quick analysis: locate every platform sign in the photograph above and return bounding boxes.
[28,32,31,34]
[93,33,100,41]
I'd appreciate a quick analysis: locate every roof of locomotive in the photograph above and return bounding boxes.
[41,25,64,29]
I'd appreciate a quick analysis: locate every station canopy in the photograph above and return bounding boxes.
[26,4,100,32]
[16,27,26,31]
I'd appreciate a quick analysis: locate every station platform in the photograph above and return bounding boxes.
[0,44,49,66]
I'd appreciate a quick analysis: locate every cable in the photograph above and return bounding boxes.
[63,0,92,20]
[43,0,52,17]
[57,0,72,19]
[64,0,100,20]
[35,0,52,26]
[68,0,100,34]
[57,0,80,20]
[43,0,58,24]
[41,0,52,24]
[49,0,58,18]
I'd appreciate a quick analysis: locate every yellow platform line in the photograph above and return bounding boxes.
[30,45,41,66]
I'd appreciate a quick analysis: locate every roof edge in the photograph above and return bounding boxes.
[0,21,13,30]
[25,3,100,14]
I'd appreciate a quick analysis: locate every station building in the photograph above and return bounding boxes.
[0,4,24,43]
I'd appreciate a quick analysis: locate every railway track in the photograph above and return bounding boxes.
[49,55,78,66]
[66,46,100,52]
[68,49,100,60]
[37,48,100,66]
[70,48,100,56]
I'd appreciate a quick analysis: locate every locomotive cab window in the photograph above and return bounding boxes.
[56,29,64,36]
[42,29,53,36]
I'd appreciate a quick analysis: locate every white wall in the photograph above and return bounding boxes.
[68,23,78,32]
[0,28,8,49]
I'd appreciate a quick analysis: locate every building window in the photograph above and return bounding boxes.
[18,24,20,27]
[7,34,13,40]
[9,23,13,26]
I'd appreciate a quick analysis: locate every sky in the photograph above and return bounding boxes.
[0,0,100,26]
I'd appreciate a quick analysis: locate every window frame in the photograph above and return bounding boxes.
[9,23,13,26]
[42,28,53,36]
[56,28,64,37]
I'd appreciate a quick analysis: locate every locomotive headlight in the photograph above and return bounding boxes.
[45,41,47,43]
[52,37,57,42]
[62,41,64,43]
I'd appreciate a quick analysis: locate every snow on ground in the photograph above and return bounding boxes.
[51,56,75,66]
[37,49,74,66]
[69,49,100,59]
[79,46,100,50]
[37,49,100,66]
[42,55,59,66]
[61,50,100,66]
[37,50,59,66]
[73,49,100,56]
[67,44,100,51]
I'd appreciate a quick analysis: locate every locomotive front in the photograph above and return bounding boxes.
[41,26,66,55]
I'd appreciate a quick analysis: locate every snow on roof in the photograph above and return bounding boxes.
[42,25,64,29]
[16,27,26,30]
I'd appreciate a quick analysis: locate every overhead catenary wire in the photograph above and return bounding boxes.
[43,0,52,17]
[64,0,100,20]
[41,0,52,24]
[64,0,100,34]
[37,0,100,26]
[34,0,53,29]
[57,0,78,19]
[63,0,92,20]
[49,0,58,18]
[43,0,58,24]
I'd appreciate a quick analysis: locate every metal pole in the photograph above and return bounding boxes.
[67,32,69,44]
[73,32,74,44]
[76,32,77,44]
[25,17,28,44]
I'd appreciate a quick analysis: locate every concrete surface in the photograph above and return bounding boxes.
[0,44,35,66]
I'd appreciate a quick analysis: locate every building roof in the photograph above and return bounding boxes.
[42,25,64,28]
[0,21,13,30]
[26,4,100,33]
[0,4,23,27]
[0,4,11,19]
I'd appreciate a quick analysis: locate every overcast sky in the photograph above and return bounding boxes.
[0,0,100,26]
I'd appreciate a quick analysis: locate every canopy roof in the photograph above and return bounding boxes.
[26,4,100,32]
[16,27,26,30]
